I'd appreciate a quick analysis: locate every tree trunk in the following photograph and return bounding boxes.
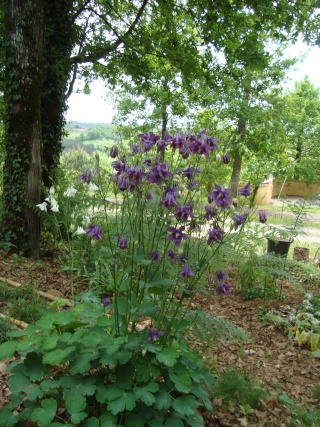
[229,119,245,197]
[1,0,44,257]
[41,0,73,188]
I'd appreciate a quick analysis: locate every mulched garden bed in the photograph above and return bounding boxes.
[0,253,319,426]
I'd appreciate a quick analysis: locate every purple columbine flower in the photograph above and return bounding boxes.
[146,191,153,200]
[232,214,247,231]
[117,236,128,250]
[167,250,176,260]
[216,281,233,296]
[102,297,112,307]
[222,154,230,164]
[148,160,173,185]
[179,263,195,278]
[207,137,219,150]
[79,170,91,184]
[110,146,119,158]
[208,184,232,208]
[171,133,186,150]
[216,270,228,282]
[127,166,146,191]
[238,182,251,197]
[130,144,140,155]
[147,328,165,342]
[159,191,180,210]
[167,226,189,248]
[117,173,129,191]
[86,224,103,240]
[179,145,192,159]
[204,205,218,221]
[259,210,267,223]
[174,203,195,222]
[207,226,225,245]
[138,131,160,152]
[112,158,127,175]
[189,139,210,157]
[186,181,198,190]
[182,167,201,181]
[148,250,160,262]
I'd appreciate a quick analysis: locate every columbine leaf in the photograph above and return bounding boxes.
[169,363,191,393]
[108,392,136,415]
[65,393,86,414]
[8,372,31,394]
[31,398,57,427]
[154,392,173,410]
[70,348,99,374]
[164,416,184,427]
[71,412,87,424]
[43,346,76,365]
[99,413,118,426]
[172,395,198,416]
[0,340,20,359]
[125,413,145,427]
[24,351,45,380]
[82,417,99,427]
[134,387,156,406]
[156,348,179,367]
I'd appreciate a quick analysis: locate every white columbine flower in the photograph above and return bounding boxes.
[49,186,55,196]
[88,182,99,192]
[65,186,78,197]
[36,202,48,212]
[84,215,91,226]
[51,202,59,213]
[74,226,86,235]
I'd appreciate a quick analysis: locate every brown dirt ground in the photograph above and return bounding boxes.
[0,253,320,427]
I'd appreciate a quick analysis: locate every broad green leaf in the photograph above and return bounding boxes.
[71,411,88,424]
[70,348,99,374]
[99,412,118,426]
[135,364,150,382]
[108,392,136,415]
[24,351,45,380]
[0,405,21,427]
[172,395,198,416]
[156,348,179,367]
[0,340,18,359]
[154,392,172,410]
[104,384,124,400]
[31,398,57,427]
[83,416,99,427]
[312,350,320,357]
[169,363,191,393]
[186,412,206,427]
[43,346,76,365]
[65,393,86,414]
[134,387,156,406]
[164,416,184,427]
[125,412,145,427]
[8,372,31,394]
[27,384,44,401]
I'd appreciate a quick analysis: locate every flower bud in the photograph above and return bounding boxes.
[216,154,221,163]
[110,146,119,158]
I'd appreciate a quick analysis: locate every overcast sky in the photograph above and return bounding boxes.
[65,41,320,124]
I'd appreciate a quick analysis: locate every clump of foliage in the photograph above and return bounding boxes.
[211,369,268,411]
[278,393,320,427]
[0,282,47,324]
[0,129,253,426]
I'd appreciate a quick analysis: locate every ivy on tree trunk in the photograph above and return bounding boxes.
[1,0,44,258]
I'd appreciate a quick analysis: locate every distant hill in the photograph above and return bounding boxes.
[63,122,119,154]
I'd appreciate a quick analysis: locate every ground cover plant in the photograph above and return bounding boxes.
[0,130,255,426]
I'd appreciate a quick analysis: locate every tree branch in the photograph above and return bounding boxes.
[71,0,150,64]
